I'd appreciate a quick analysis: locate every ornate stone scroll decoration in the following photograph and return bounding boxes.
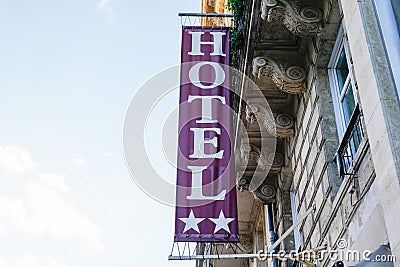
[239,234,253,252]
[245,103,295,138]
[252,184,276,204]
[274,113,295,137]
[240,144,284,171]
[252,56,306,94]
[260,0,323,37]
[237,177,250,191]
[237,173,277,204]
[269,152,284,173]
[240,144,270,171]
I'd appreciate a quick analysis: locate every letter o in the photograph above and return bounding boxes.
[188,62,225,89]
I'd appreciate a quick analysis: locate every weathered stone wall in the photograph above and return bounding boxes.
[285,0,400,266]
[289,67,381,266]
[341,0,400,263]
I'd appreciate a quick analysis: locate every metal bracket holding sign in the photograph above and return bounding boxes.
[169,206,324,267]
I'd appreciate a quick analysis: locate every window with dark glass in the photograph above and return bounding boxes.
[335,49,356,126]
[328,30,364,177]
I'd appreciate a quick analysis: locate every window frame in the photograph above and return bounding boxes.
[328,27,359,141]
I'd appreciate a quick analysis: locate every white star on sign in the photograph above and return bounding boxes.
[178,210,205,233]
[209,210,235,233]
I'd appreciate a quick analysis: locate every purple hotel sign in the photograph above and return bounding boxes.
[174,26,239,243]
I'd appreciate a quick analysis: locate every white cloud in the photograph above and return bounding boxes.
[0,145,37,175]
[0,257,9,266]
[0,223,4,235]
[102,152,113,158]
[0,253,52,267]
[16,253,41,267]
[97,0,114,13]
[0,197,27,234]
[48,258,71,267]
[72,157,86,168]
[40,173,69,192]
[0,144,104,251]
[23,182,98,240]
[0,185,102,249]
[83,238,107,251]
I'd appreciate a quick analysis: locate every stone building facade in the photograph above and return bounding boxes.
[201,0,231,26]
[197,0,400,266]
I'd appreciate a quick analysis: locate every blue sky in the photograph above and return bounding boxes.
[0,1,199,266]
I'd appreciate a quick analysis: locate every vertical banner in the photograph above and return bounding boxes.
[174,26,239,243]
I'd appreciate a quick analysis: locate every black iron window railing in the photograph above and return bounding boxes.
[337,105,364,177]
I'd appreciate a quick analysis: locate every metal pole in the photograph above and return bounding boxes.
[267,204,315,253]
[168,244,326,267]
[169,253,292,260]
[168,206,316,262]
[267,204,279,267]
[234,0,256,150]
[178,13,234,18]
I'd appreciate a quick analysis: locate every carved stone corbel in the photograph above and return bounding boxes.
[240,144,270,171]
[252,184,277,204]
[260,0,323,37]
[246,103,295,138]
[252,56,306,94]
[240,143,284,172]
[270,152,284,173]
[237,174,277,204]
[239,234,253,251]
[237,177,250,191]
